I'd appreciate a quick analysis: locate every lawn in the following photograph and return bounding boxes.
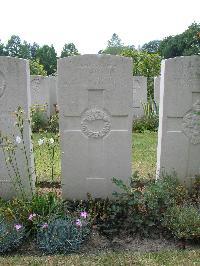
[132,132,158,178]
[33,132,158,183]
[1,250,199,266]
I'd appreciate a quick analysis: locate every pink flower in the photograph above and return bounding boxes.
[41,223,48,229]
[80,211,88,219]
[15,224,22,231]
[28,213,36,221]
[75,219,82,227]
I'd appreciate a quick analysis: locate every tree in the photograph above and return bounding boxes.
[108,33,123,47]
[0,40,5,55]
[61,43,79,57]
[159,22,200,58]
[141,40,161,54]
[5,35,33,59]
[100,33,135,55]
[5,35,22,57]
[179,22,200,56]
[36,45,57,75]
[121,49,161,97]
[101,33,125,55]
[19,41,32,59]
[29,59,47,76]
[30,42,40,59]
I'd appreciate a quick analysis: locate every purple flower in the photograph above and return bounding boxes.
[41,223,48,229]
[15,224,22,231]
[28,213,36,221]
[75,219,82,227]
[80,211,88,219]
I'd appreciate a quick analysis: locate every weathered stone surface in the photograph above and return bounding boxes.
[0,57,34,199]
[30,75,50,116]
[58,55,132,199]
[154,76,160,104]
[157,56,200,185]
[132,76,147,119]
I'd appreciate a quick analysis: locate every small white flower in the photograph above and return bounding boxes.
[49,138,54,144]
[16,136,21,144]
[38,139,44,146]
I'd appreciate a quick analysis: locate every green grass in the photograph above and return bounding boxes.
[1,250,199,265]
[132,132,158,178]
[33,132,158,182]
[33,133,61,183]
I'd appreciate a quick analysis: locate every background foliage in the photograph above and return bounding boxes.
[0,22,198,82]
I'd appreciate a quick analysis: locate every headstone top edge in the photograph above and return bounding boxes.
[162,55,200,64]
[0,56,29,63]
[58,54,132,63]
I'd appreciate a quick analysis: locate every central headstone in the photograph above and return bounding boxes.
[58,55,132,199]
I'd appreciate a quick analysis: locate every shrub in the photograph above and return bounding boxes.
[31,105,49,132]
[37,216,90,254]
[132,115,159,132]
[111,173,188,236]
[163,205,200,241]
[190,175,200,206]
[133,100,159,132]
[0,215,26,254]
[48,113,59,133]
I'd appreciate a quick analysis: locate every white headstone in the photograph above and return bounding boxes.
[132,76,147,119]
[48,76,57,116]
[157,56,200,185]
[154,76,160,104]
[0,57,35,200]
[30,75,50,117]
[58,55,133,199]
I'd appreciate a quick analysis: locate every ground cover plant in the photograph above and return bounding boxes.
[0,214,26,254]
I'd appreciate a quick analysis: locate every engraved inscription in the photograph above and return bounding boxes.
[31,77,40,92]
[81,108,111,138]
[182,100,200,144]
[0,71,6,98]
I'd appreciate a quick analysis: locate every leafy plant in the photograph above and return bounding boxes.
[190,175,200,206]
[163,204,200,246]
[0,214,26,254]
[0,192,65,233]
[133,100,159,132]
[132,115,159,132]
[48,113,59,133]
[31,105,49,133]
[29,59,47,76]
[111,173,188,236]
[37,216,90,254]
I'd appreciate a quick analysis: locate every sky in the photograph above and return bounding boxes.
[0,0,199,55]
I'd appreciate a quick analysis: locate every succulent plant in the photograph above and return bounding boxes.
[37,216,90,254]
